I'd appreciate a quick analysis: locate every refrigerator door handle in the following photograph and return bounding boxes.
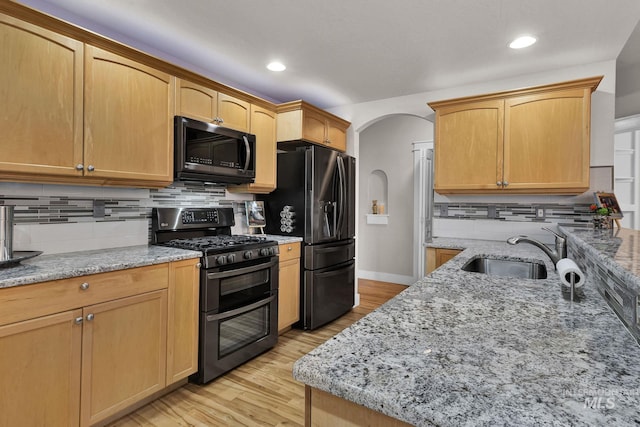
[336,156,346,238]
[332,202,338,238]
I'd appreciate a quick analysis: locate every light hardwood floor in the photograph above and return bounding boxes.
[107,279,407,427]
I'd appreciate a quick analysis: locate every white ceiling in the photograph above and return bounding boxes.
[17,0,640,110]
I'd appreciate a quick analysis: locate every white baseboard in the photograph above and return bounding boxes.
[357,270,415,286]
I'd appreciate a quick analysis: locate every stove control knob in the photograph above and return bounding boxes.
[227,254,236,263]
[259,248,270,257]
[244,251,253,260]
[216,255,227,265]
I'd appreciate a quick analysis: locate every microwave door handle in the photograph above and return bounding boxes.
[242,135,251,172]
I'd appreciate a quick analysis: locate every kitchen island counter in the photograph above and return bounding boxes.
[293,239,640,426]
[0,245,201,289]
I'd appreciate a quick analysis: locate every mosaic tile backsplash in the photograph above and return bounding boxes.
[0,182,234,224]
[434,202,594,226]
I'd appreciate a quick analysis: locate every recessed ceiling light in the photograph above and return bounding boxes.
[509,35,537,49]
[267,61,286,72]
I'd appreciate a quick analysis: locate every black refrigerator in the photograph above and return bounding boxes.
[259,145,355,330]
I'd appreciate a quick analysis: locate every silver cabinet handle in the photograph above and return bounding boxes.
[80,282,89,290]
[74,317,83,325]
[196,262,202,268]
[75,164,84,171]
[287,246,293,251]
[218,117,224,124]
[503,181,509,187]
[86,313,94,321]
[496,181,503,187]
[87,165,95,172]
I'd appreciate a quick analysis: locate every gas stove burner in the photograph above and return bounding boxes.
[164,235,269,252]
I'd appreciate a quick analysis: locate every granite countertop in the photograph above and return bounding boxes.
[244,234,303,245]
[293,239,640,426]
[560,225,640,293]
[0,245,202,289]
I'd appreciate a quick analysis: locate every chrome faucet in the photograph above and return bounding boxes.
[507,227,567,266]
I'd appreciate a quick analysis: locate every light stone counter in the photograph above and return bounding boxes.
[244,234,303,245]
[293,239,640,426]
[0,245,202,289]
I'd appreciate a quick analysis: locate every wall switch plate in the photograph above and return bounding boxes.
[535,207,545,219]
[487,205,497,219]
[439,204,448,217]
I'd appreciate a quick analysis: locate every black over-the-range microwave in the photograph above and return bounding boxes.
[174,115,256,184]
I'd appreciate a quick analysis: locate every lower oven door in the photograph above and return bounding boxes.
[192,293,278,384]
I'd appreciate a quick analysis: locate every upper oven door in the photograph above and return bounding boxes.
[174,116,256,183]
[201,257,279,313]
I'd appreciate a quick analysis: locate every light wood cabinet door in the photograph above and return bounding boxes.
[228,104,277,194]
[177,79,218,123]
[80,290,167,427]
[426,248,462,274]
[0,14,84,178]
[84,45,174,185]
[0,309,82,427]
[504,88,591,193]
[176,79,250,132]
[434,99,504,193]
[302,109,328,145]
[167,259,200,384]
[277,101,350,153]
[218,92,250,132]
[327,121,347,152]
[430,76,601,194]
[278,242,301,333]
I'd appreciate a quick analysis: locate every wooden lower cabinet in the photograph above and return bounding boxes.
[306,386,412,427]
[0,259,200,427]
[81,290,167,427]
[426,248,463,274]
[166,259,200,384]
[0,310,82,427]
[278,242,301,333]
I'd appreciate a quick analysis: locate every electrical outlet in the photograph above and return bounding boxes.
[535,207,545,219]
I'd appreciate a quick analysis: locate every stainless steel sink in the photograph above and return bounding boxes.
[461,256,547,279]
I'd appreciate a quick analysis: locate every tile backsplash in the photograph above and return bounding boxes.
[0,182,254,254]
[434,202,594,226]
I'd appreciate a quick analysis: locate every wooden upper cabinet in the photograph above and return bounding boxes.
[277,100,350,152]
[504,88,591,192]
[84,45,174,186]
[429,76,602,194]
[177,79,218,122]
[433,99,504,192]
[0,13,84,178]
[228,104,277,194]
[177,79,250,132]
[218,93,250,132]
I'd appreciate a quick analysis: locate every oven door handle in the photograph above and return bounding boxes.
[205,294,276,322]
[206,258,278,279]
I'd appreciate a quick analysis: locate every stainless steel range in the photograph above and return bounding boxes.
[152,207,279,384]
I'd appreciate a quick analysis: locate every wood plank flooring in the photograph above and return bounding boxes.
[107,279,407,427]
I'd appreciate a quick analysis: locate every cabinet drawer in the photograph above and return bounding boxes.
[279,242,301,262]
[0,264,169,326]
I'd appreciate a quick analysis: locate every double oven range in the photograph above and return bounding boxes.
[152,207,279,384]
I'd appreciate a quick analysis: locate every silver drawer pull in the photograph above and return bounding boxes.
[86,313,95,321]
[80,282,89,290]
